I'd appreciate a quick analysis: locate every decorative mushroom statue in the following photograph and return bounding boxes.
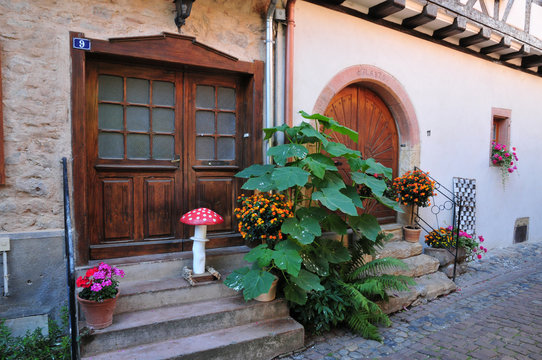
[180,208,224,274]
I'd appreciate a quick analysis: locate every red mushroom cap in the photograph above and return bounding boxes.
[180,208,224,225]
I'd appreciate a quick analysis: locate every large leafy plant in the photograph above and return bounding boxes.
[224,111,402,305]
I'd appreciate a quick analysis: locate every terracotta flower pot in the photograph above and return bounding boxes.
[403,225,422,243]
[77,293,118,329]
[255,278,278,302]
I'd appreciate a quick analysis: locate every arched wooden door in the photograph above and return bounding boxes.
[324,85,399,224]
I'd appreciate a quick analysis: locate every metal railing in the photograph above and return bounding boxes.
[62,157,79,359]
[413,167,462,281]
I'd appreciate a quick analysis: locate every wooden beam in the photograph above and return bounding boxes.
[480,36,511,54]
[433,16,467,40]
[522,55,542,68]
[500,45,530,61]
[402,4,437,29]
[368,0,406,19]
[459,27,491,47]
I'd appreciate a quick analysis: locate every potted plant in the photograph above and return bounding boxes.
[491,141,518,186]
[424,226,487,266]
[392,169,435,242]
[76,262,124,329]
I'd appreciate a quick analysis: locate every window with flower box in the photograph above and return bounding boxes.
[491,108,511,148]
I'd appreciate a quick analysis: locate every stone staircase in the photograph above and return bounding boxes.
[375,224,457,314]
[77,246,304,360]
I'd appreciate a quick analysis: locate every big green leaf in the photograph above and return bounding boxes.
[318,238,351,263]
[312,187,358,216]
[311,172,346,190]
[242,269,276,300]
[275,238,302,252]
[359,158,393,179]
[296,207,328,222]
[375,194,404,212]
[271,167,310,191]
[300,154,337,179]
[324,142,361,159]
[281,217,318,245]
[342,185,365,208]
[321,213,348,235]
[284,283,308,305]
[301,251,329,277]
[223,267,250,291]
[263,124,290,140]
[351,172,387,197]
[299,124,329,146]
[241,174,275,191]
[348,158,364,172]
[235,164,275,178]
[273,248,302,277]
[349,214,381,241]
[267,144,308,166]
[244,244,273,268]
[291,269,325,292]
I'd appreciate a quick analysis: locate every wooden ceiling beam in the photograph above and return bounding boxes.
[480,36,511,54]
[433,17,467,40]
[368,0,406,19]
[402,4,438,29]
[500,45,531,61]
[522,55,542,68]
[459,27,491,47]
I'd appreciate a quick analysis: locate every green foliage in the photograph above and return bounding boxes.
[0,307,71,359]
[226,111,400,304]
[291,237,415,341]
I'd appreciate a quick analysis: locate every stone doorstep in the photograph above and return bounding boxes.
[380,254,440,278]
[378,271,457,314]
[381,223,403,242]
[75,246,250,282]
[115,276,238,315]
[81,317,304,360]
[375,241,423,260]
[80,296,290,357]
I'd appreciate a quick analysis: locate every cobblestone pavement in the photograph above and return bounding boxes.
[279,242,542,360]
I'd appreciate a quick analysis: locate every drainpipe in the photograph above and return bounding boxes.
[264,0,278,163]
[285,0,296,127]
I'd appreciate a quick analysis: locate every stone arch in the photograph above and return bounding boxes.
[313,65,420,175]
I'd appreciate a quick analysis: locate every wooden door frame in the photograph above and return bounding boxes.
[71,32,263,265]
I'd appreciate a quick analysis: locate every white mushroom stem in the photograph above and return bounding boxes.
[192,225,208,274]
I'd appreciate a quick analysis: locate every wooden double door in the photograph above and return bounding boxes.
[325,85,399,224]
[85,60,249,259]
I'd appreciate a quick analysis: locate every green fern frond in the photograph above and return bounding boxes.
[349,279,387,299]
[366,274,416,292]
[336,280,372,313]
[347,312,383,342]
[347,257,408,280]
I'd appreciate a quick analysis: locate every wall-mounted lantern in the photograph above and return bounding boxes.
[174,0,195,32]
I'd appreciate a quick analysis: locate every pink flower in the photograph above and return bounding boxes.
[510,162,514,165]
[513,147,516,151]
[508,168,513,173]
[102,279,112,287]
[498,156,503,161]
[480,246,484,250]
[91,283,103,292]
[484,248,487,253]
[479,236,484,242]
[492,160,497,165]
[513,166,517,170]
[114,268,125,277]
[505,153,509,157]
[477,254,482,259]
[93,270,106,280]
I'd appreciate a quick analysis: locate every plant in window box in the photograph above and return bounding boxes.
[76,262,124,329]
[491,141,518,186]
[391,169,436,242]
[225,111,404,308]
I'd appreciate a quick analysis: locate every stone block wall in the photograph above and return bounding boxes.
[0,0,267,232]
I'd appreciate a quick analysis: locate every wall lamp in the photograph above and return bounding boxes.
[174,0,195,32]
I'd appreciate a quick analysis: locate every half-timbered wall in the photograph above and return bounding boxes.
[294,1,542,249]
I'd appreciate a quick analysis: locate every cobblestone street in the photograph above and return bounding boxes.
[279,242,542,360]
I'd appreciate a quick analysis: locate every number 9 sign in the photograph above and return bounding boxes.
[72,38,91,51]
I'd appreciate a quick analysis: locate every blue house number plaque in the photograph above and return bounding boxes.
[72,38,91,51]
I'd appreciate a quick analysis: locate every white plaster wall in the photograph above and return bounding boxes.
[293,1,542,249]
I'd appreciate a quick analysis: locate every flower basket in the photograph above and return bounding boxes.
[77,292,118,329]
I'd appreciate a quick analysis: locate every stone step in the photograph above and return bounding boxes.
[80,295,289,357]
[381,254,440,278]
[381,223,403,242]
[75,246,250,282]
[82,317,304,360]
[115,276,238,315]
[378,271,456,314]
[375,240,423,260]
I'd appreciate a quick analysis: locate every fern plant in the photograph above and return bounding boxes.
[292,235,415,341]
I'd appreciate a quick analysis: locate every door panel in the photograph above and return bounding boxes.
[325,86,399,224]
[144,177,175,238]
[101,178,134,241]
[195,175,235,233]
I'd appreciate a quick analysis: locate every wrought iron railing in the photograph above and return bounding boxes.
[413,167,463,281]
[62,157,79,359]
